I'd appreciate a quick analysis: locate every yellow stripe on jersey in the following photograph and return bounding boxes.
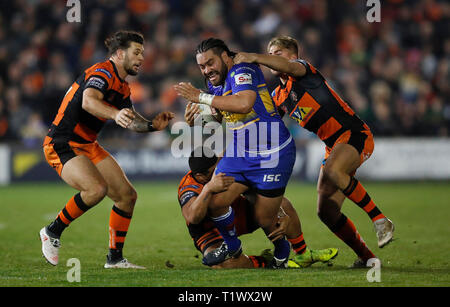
[259,87,276,114]
[227,118,261,130]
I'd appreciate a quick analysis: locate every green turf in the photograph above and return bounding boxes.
[0,181,449,287]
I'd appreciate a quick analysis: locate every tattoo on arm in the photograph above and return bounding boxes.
[127,109,153,132]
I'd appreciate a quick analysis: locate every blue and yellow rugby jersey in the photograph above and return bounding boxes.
[207,63,292,156]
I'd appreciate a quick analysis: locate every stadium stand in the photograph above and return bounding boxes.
[0,0,448,149]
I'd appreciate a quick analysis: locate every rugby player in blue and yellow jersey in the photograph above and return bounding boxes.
[233,36,395,267]
[174,38,296,268]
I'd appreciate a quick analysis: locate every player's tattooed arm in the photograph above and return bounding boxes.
[127,107,175,132]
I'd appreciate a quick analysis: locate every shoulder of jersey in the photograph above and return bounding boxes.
[232,62,259,73]
[86,61,115,80]
[178,173,203,193]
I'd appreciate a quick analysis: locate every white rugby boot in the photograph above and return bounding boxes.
[39,227,61,266]
[374,218,395,248]
[104,257,146,269]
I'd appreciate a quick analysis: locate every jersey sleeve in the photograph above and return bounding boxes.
[177,180,203,207]
[229,64,259,94]
[178,190,199,207]
[84,75,109,94]
[293,59,317,75]
[84,67,114,95]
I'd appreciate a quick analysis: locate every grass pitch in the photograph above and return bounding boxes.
[0,181,449,287]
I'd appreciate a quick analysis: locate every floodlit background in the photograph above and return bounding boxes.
[0,0,449,184]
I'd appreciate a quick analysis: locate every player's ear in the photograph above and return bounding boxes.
[116,48,125,60]
[220,50,228,62]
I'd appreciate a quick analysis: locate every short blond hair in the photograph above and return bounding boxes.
[267,36,299,56]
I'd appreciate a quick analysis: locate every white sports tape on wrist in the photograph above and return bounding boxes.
[198,92,214,106]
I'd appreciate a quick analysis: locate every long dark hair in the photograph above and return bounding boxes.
[196,38,236,57]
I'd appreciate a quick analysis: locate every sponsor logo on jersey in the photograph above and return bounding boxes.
[235,73,252,85]
[290,106,312,125]
[95,68,112,78]
[86,77,106,91]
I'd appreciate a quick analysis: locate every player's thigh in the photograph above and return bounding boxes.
[60,154,107,194]
[324,142,361,176]
[95,155,137,205]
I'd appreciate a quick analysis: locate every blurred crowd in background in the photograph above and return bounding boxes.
[0,0,448,149]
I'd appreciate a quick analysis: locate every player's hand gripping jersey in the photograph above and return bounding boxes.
[177,171,259,254]
[271,59,374,163]
[208,63,296,193]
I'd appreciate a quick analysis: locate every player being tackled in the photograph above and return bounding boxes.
[177,146,338,269]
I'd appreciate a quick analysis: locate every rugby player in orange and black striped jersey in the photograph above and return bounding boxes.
[178,146,338,269]
[234,36,395,268]
[39,30,174,269]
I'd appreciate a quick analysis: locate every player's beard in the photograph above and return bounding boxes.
[206,60,228,86]
[124,55,139,76]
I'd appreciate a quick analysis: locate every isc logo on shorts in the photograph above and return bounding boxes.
[263,174,281,182]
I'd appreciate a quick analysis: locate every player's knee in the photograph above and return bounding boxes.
[120,186,138,206]
[316,206,335,226]
[316,200,339,227]
[87,182,108,204]
[317,183,334,199]
[322,164,341,186]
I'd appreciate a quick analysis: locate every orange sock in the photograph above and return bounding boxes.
[288,233,307,254]
[57,193,90,226]
[109,205,132,250]
[343,177,385,222]
[331,214,375,262]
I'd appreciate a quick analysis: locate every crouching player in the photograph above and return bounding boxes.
[178,147,338,268]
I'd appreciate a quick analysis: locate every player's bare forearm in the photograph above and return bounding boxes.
[235,53,306,78]
[210,92,255,114]
[183,186,214,224]
[127,109,151,132]
[257,54,306,77]
[128,109,175,132]
[175,83,255,114]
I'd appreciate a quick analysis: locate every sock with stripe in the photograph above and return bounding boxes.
[330,214,375,262]
[288,233,307,255]
[343,177,386,222]
[47,193,91,238]
[248,256,268,268]
[211,207,241,253]
[108,205,132,262]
